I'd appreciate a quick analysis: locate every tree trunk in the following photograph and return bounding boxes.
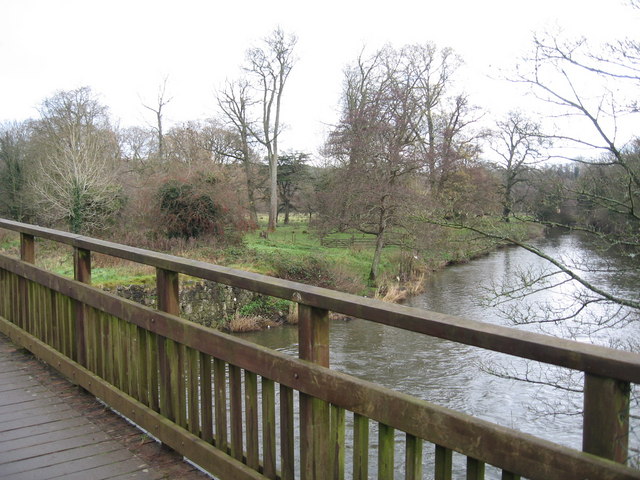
[502,181,513,222]
[157,110,164,162]
[369,231,385,285]
[369,195,390,285]
[284,200,290,224]
[268,150,278,231]
[246,176,259,225]
[241,132,258,225]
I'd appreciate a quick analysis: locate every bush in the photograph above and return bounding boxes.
[158,180,222,239]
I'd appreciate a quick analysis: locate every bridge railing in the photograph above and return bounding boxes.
[0,218,638,479]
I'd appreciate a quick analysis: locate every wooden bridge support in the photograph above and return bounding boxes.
[156,268,180,424]
[583,373,630,464]
[299,304,330,480]
[18,234,34,333]
[74,247,91,367]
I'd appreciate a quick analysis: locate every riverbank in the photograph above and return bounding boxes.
[0,217,543,331]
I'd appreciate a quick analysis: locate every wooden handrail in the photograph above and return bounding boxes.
[1,218,639,382]
[0,254,638,479]
[0,218,638,476]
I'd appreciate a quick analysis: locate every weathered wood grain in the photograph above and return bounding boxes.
[0,333,208,480]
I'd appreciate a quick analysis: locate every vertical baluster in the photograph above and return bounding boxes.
[466,457,485,480]
[137,325,149,406]
[229,364,243,461]
[353,413,369,480]
[26,281,35,338]
[42,285,48,344]
[378,423,394,480]
[200,352,213,443]
[112,315,123,390]
[30,279,39,339]
[405,434,423,480]
[67,295,76,359]
[583,372,630,464]
[281,384,295,480]
[501,472,520,480]
[128,322,138,399]
[435,445,452,480]
[262,377,277,479]
[148,330,159,412]
[298,303,330,480]
[103,312,113,384]
[166,339,181,423]
[38,289,50,345]
[92,307,101,375]
[0,270,6,318]
[19,233,34,332]
[82,306,93,372]
[245,370,260,470]
[175,343,187,428]
[51,284,59,346]
[330,404,345,480]
[9,274,21,326]
[99,311,108,379]
[157,340,171,418]
[187,347,200,435]
[120,318,130,394]
[214,357,228,452]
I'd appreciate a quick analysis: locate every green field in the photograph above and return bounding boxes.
[0,215,542,297]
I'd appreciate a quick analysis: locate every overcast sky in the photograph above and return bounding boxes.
[1,0,638,155]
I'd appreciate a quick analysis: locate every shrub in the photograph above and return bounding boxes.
[158,180,222,239]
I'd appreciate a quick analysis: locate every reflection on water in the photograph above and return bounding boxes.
[237,232,639,476]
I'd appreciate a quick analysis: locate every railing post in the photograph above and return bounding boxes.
[156,268,179,422]
[20,233,35,263]
[73,247,91,366]
[583,372,630,463]
[18,233,35,332]
[298,303,330,480]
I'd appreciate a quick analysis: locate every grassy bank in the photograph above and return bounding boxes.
[0,216,543,329]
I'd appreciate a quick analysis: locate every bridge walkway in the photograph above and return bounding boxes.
[0,332,211,480]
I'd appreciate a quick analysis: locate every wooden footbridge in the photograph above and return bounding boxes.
[0,218,639,479]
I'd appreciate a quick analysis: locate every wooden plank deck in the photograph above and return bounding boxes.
[0,333,212,480]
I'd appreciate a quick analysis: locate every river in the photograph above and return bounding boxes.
[237,231,640,476]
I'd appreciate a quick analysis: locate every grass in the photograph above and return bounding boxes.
[238,219,390,294]
[1,214,544,298]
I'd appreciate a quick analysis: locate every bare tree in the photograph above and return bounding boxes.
[428,23,640,334]
[218,79,259,225]
[30,87,122,234]
[502,28,640,315]
[142,76,172,162]
[244,28,297,231]
[490,111,549,221]
[323,44,479,284]
[118,125,156,172]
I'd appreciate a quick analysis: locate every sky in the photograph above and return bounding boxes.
[1,0,638,156]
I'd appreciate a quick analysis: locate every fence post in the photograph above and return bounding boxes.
[156,268,179,422]
[20,233,35,263]
[18,233,35,331]
[583,373,630,463]
[298,303,330,480]
[73,247,91,366]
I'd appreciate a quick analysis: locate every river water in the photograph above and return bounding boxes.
[237,231,639,476]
